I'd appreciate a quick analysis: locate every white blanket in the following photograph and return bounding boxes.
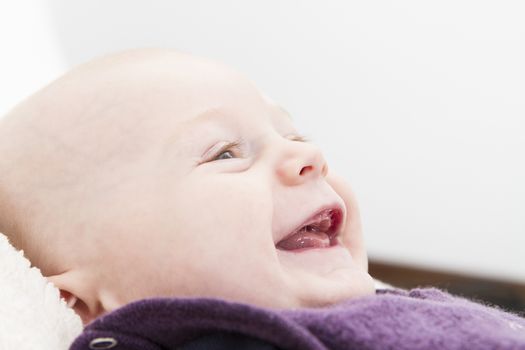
[0,233,82,350]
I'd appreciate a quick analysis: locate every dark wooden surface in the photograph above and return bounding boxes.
[369,258,525,315]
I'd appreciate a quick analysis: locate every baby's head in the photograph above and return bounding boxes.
[0,49,374,325]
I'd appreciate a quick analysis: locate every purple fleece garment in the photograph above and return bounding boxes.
[70,287,525,350]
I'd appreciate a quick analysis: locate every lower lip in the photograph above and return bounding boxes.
[276,241,354,275]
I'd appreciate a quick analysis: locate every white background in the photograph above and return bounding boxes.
[1,1,524,283]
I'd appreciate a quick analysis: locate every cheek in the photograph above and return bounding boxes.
[169,176,275,259]
[325,171,368,268]
[153,177,285,299]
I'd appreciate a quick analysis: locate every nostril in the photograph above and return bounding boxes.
[299,165,313,175]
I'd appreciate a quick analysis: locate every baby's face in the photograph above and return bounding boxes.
[35,51,374,322]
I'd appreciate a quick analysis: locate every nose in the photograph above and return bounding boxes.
[275,140,329,186]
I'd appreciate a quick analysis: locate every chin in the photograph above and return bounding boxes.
[298,271,376,308]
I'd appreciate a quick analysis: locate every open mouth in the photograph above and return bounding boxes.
[276,207,343,251]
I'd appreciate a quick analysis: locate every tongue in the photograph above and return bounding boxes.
[276,229,330,250]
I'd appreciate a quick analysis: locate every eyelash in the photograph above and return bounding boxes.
[207,134,310,162]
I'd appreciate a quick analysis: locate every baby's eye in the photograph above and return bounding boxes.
[209,141,243,162]
[287,134,310,142]
[214,149,237,161]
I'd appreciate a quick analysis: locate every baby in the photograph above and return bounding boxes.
[0,48,375,326]
[3,49,525,350]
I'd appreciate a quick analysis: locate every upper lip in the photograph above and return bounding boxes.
[275,202,346,245]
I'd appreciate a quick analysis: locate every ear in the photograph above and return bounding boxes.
[46,272,102,325]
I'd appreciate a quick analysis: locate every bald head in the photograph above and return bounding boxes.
[0,48,261,274]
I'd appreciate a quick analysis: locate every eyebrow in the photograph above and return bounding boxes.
[164,108,240,152]
[179,107,231,128]
[166,104,293,148]
[177,104,292,131]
